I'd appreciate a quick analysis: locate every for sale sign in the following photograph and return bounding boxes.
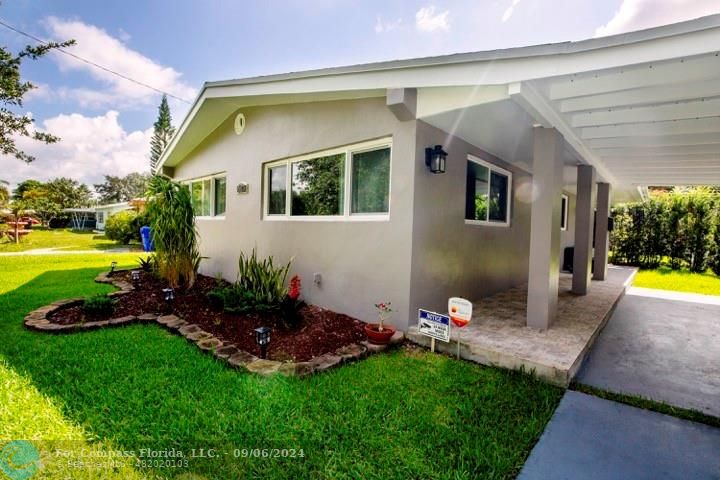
[417,309,450,342]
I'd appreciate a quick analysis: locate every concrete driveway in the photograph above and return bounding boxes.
[576,288,720,417]
[518,391,720,480]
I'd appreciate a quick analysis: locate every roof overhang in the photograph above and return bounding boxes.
[157,14,720,199]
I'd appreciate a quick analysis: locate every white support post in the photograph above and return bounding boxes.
[593,183,611,281]
[573,165,597,295]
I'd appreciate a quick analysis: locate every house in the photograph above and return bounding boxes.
[156,14,720,332]
[94,199,145,231]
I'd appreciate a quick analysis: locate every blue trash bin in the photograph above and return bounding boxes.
[140,226,155,252]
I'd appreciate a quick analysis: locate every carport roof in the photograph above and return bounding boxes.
[158,14,720,195]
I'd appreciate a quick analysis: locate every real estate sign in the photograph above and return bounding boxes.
[417,309,450,342]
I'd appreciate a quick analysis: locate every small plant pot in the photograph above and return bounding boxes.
[364,323,396,344]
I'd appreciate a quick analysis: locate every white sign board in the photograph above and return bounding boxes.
[448,297,473,327]
[417,309,450,342]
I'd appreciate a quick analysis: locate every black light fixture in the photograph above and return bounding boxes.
[425,145,448,174]
[131,270,141,283]
[254,326,271,359]
[109,261,117,275]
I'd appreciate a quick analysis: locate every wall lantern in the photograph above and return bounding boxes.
[254,326,271,359]
[425,145,448,174]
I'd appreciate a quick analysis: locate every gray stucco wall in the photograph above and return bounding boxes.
[408,120,532,328]
[172,98,417,327]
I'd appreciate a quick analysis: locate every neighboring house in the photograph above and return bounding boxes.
[94,199,145,231]
[156,15,720,330]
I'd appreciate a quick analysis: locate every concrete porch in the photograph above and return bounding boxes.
[407,266,636,386]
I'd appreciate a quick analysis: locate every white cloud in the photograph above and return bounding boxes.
[502,0,522,23]
[41,17,196,108]
[595,0,720,37]
[375,16,403,34]
[1,111,152,189]
[415,6,450,32]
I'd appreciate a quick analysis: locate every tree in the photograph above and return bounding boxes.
[0,180,8,207]
[43,177,92,208]
[149,95,175,171]
[94,172,151,203]
[8,200,28,244]
[1,32,74,163]
[20,188,59,226]
[12,179,43,200]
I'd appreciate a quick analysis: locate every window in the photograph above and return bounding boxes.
[264,138,391,220]
[185,174,227,218]
[561,194,569,231]
[465,155,512,226]
[97,212,104,223]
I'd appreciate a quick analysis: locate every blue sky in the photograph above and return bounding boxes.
[1,0,718,187]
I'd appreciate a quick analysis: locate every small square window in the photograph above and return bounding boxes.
[214,177,227,216]
[351,147,390,214]
[291,153,345,216]
[465,156,512,226]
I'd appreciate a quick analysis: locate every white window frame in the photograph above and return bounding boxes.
[561,194,569,231]
[464,154,512,227]
[263,137,392,222]
[182,172,227,220]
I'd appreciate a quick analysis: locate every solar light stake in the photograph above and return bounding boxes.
[110,261,117,275]
[131,270,141,283]
[254,326,271,359]
[162,288,175,311]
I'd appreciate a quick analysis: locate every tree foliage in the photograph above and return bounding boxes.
[94,172,151,204]
[9,177,92,226]
[1,33,74,162]
[149,95,175,171]
[611,187,719,273]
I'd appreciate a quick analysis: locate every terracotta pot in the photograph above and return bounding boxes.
[364,323,396,344]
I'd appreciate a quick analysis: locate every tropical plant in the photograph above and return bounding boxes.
[145,175,200,288]
[374,302,394,331]
[236,248,292,305]
[138,256,154,272]
[7,200,28,244]
[150,95,176,170]
[82,294,115,317]
[104,210,139,244]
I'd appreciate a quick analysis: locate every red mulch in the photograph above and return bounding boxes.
[48,270,367,362]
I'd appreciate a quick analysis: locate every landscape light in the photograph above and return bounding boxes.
[254,326,271,359]
[162,288,175,304]
[110,261,117,275]
[131,270,141,283]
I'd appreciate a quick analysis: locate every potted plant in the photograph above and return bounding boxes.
[365,302,396,344]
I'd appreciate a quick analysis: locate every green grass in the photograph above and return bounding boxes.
[0,254,563,479]
[633,265,720,296]
[571,383,720,428]
[0,227,136,253]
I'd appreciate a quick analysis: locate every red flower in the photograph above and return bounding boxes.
[289,275,301,300]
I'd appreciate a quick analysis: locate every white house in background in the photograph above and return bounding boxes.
[155,14,720,332]
[94,201,133,231]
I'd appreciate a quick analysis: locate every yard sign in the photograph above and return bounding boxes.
[418,309,451,350]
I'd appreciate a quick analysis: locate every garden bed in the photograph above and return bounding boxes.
[25,269,403,377]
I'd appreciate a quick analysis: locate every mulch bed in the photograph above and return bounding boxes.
[48,270,367,362]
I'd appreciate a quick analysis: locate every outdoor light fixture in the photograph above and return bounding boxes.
[162,288,175,304]
[131,270,141,283]
[109,261,117,275]
[425,145,448,174]
[254,326,271,359]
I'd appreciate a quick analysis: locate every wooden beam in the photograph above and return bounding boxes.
[559,80,720,113]
[549,54,720,100]
[571,98,720,127]
[581,117,720,139]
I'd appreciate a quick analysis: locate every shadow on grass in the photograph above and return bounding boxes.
[0,267,563,480]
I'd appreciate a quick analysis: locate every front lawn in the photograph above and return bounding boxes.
[0,227,135,253]
[633,266,720,296]
[0,254,563,479]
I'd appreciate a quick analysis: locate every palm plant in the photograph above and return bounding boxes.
[145,175,201,288]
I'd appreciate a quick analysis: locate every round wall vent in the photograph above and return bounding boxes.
[234,113,246,135]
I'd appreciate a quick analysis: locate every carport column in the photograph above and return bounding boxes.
[593,183,611,281]
[572,165,597,294]
[526,128,564,330]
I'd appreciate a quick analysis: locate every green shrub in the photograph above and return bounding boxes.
[208,286,277,314]
[710,211,720,276]
[104,210,138,244]
[82,294,115,317]
[237,248,291,306]
[146,176,201,289]
[138,256,154,272]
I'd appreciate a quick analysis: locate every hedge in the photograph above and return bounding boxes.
[610,188,720,275]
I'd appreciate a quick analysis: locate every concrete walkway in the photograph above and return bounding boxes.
[519,391,720,480]
[576,288,720,417]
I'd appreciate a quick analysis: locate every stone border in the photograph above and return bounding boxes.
[23,269,404,377]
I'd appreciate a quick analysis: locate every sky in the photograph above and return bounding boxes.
[1,0,719,190]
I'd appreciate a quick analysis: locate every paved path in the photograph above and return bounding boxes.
[576,288,720,417]
[519,391,720,480]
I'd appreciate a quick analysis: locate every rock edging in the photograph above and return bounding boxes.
[23,269,405,377]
